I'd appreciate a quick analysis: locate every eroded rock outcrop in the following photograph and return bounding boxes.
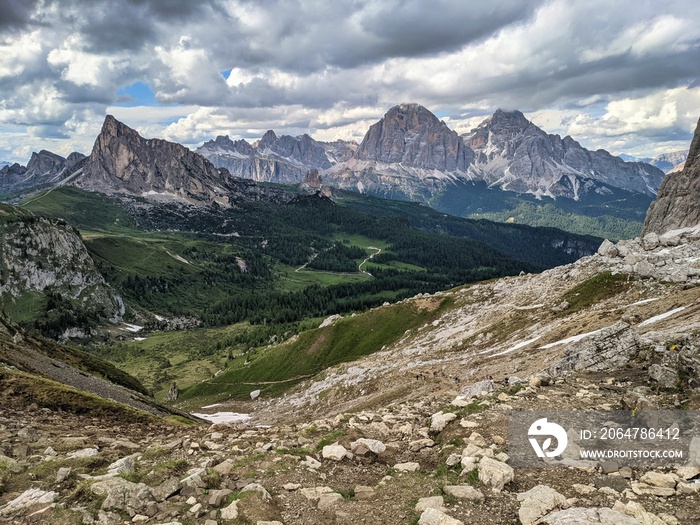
[643,116,700,235]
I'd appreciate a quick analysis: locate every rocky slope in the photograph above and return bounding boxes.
[2,224,699,524]
[643,117,700,236]
[0,203,124,337]
[466,110,664,200]
[0,150,85,195]
[71,116,238,206]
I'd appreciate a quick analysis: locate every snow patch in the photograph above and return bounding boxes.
[487,336,542,357]
[638,307,687,327]
[122,323,143,333]
[539,326,612,349]
[627,298,659,307]
[191,412,251,424]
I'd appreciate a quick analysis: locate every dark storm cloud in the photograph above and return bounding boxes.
[358,1,537,61]
[220,0,542,73]
[45,0,223,53]
[0,0,39,31]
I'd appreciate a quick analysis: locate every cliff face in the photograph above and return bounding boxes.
[353,103,472,171]
[643,116,700,235]
[73,116,235,206]
[0,204,124,336]
[322,104,473,198]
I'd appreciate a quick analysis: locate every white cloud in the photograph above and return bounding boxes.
[1,0,699,163]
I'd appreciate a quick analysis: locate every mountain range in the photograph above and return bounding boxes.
[196,104,665,204]
[0,104,678,241]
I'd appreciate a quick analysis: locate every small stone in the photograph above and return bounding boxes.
[283,483,301,491]
[394,462,420,472]
[317,492,343,510]
[350,438,386,456]
[68,447,99,459]
[572,484,595,495]
[409,438,435,452]
[354,485,375,500]
[639,471,677,488]
[56,467,72,483]
[443,485,484,503]
[619,467,633,479]
[301,456,322,469]
[445,454,462,467]
[241,483,272,502]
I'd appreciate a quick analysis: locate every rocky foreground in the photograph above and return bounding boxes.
[1,358,699,525]
[2,223,700,524]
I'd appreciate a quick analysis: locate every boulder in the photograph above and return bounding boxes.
[0,488,57,516]
[90,477,153,515]
[598,239,619,257]
[477,457,514,491]
[418,507,464,525]
[321,443,348,461]
[430,412,457,433]
[517,485,568,525]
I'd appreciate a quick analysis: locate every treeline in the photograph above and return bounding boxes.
[205,264,518,326]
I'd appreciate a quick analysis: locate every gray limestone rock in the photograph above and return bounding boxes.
[644,116,700,235]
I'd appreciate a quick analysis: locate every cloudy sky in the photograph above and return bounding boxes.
[1,0,699,164]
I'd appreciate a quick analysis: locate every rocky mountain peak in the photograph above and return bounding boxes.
[466,109,665,200]
[26,149,66,174]
[74,116,235,206]
[643,116,700,235]
[259,130,278,147]
[487,109,530,131]
[353,103,471,171]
